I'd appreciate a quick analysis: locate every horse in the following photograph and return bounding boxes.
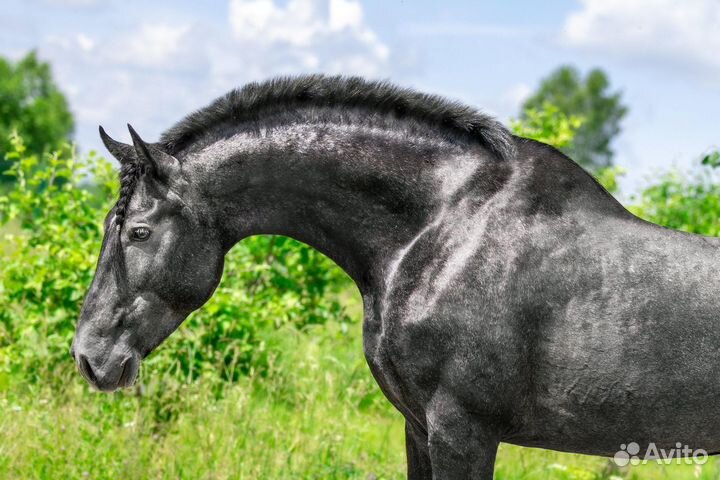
[71,75,720,479]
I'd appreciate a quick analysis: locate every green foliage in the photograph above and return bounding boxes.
[630,150,720,236]
[522,65,628,170]
[593,165,626,195]
[0,51,74,182]
[511,102,584,149]
[0,132,114,389]
[701,150,720,168]
[0,133,352,394]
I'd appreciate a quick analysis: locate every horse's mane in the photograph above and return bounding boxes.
[159,74,516,161]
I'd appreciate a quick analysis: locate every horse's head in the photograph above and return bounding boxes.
[71,125,225,391]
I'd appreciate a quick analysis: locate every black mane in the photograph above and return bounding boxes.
[159,74,516,160]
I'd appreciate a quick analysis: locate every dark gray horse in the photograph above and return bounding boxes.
[72,75,719,479]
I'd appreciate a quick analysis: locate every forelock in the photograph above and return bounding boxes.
[113,160,143,231]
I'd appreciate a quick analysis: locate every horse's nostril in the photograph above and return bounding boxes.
[118,356,134,387]
[78,354,97,385]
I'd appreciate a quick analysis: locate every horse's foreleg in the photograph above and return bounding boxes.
[426,389,499,479]
[405,420,432,479]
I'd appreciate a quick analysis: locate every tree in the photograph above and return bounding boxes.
[0,51,74,182]
[521,65,627,171]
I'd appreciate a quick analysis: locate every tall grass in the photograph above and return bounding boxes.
[3,319,719,479]
[0,322,405,479]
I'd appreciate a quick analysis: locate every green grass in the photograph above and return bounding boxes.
[0,322,405,479]
[2,322,720,479]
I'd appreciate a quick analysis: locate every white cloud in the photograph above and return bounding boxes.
[562,0,720,75]
[120,24,190,65]
[100,23,211,73]
[229,0,369,42]
[329,0,363,31]
[228,0,389,69]
[230,0,322,46]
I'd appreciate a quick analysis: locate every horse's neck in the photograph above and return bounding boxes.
[188,121,481,293]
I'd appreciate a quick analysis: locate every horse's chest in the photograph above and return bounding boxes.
[363,279,537,422]
[362,314,443,422]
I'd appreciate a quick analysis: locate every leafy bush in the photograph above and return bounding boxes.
[0,132,353,392]
[630,153,720,236]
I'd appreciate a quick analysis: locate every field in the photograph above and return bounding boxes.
[3,317,720,479]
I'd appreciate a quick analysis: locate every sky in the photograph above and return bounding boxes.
[1,0,719,195]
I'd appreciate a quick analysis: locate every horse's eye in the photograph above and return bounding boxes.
[130,226,151,241]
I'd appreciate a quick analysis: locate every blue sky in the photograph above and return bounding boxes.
[2,0,719,195]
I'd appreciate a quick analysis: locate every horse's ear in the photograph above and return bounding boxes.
[127,124,180,182]
[98,126,134,165]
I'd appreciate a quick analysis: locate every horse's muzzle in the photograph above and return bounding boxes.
[73,349,139,392]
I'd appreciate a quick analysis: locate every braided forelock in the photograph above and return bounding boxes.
[113,160,142,231]
[108,160,142,291]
